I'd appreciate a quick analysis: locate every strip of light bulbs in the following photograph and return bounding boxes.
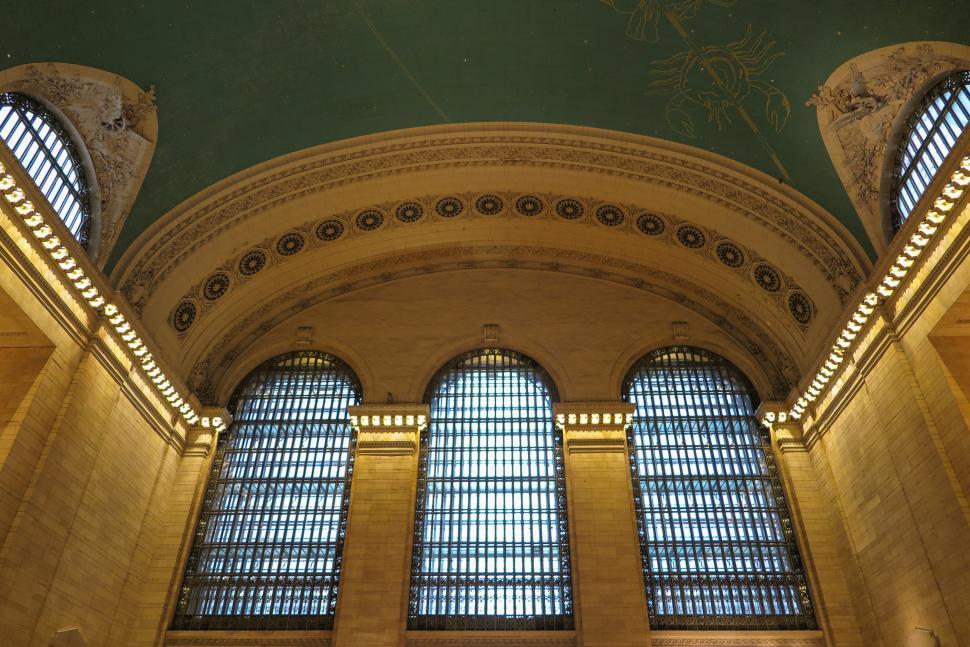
[0,160,225,433]
[769,154,970,426]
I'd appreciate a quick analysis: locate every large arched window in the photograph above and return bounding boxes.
[891,70,970,230]
[409,349,573,631]
[624,347,815,630]
[0,92,92,245]
[172,351,361,630]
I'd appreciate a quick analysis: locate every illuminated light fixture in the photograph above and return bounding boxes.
[103,304,118,316]
[836,337,852,348]
[32,225,51,239]
[162,386,175,397]
[890,265,907,278]
[109,315,125,327]
[903,245,921,259]
[59,258,76,271]
[852,312,868,324]
[911,234,930,247]
[73,278,91,290]
[41,236,60,250]
[877,285,894,298]
[116,322,131,334]
[179,403,191,414]
[797,398,808,408]
[829,352,844,364]
[918,222,938,236]
[152,374,165,385]
[934,197,954,212]
[24,214,43,227]
[0,177,14,191]
[50,247,68,260]
[896,255,914,268]
[926,209,946,224]
[146,368,160,378]
[820,368,833,378]
[88,296,105,308]
[764,411,776,423]
[66,269,83,281]
[128,339,143,350]
[15,201,34,215]
[952,170,970,186]
[842,330,857,341]
[211,417,224,428]
[943,184,964,200]
[200,417,211,428]
[132,346,148,357]
[824,361,837,371]
[790,410,802,420]
[858,304,874,316]
[121,330,136,342]
[883,276,900,288]
[4,188,26,203]
[847,322,862,334]
[81,288,98,300]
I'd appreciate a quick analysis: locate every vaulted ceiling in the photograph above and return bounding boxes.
[4,0,967,267]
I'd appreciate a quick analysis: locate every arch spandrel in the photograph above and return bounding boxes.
[809,41,970,254]
[0,63,158,266]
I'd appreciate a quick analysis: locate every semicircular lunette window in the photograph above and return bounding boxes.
[0,92,91,245]
[172,351,361,630]
[624,347,816,630]
[892,70,970,230]
[409,348,573,631]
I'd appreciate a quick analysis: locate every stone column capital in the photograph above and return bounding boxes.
[553,401,636,454]
[348,403,429,455]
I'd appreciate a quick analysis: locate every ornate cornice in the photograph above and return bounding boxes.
[165,631,331,647]
[404,635,575,647]
[349,403,428,456]
[115,125,868,310]
[190,244,800,403]
[169,191,817,335]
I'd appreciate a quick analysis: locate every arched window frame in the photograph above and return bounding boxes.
[172,350,362,631]
[408,348,574,631]
[890,69,970,231]
[623,346,816,630]
[0,91,93,247]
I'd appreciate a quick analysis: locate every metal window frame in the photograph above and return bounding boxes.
[172,351,361,631]
[623,346,817,631]
[408,348,574,631]
[0,92,91,246]
[890,69,970,231]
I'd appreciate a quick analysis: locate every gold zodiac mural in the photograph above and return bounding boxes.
[599,0,792,181]
[649,26,789,137]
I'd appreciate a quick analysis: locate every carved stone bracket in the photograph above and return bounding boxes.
[756,401,807,454]
[349,403,429,456]
[554,401,636,453]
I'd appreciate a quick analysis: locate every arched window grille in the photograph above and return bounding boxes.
[0,92,91,245]
[891,70,970,230]
[623,347,816,630]
[172,351,361,630]
[409,349,573,631]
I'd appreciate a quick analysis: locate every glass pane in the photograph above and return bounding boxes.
[0,93,91,245]
[893,71,970,230]
[408,349,573,631]
[172,351,361,630]
[624,347,816,630]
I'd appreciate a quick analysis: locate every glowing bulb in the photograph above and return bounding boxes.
[934,197,954,212]
[897,255,914,268]
[41,236,60,250]
[109,314,125,326]
[0,176,14,191]
[24,214,43,227]
[765,412,776,423]
[50,247,68,260]
[883,276,900,288]
[15,201,34,215]
[852,312,868,324]
[81,288,98,300]
[132,346,147,357]
[952,170,970,186]
[121,330,136,342]
[890,265,907,278]
[88,296,105,308]
[32,225,51,239]
[911,234,930,247]
[836,337,851,348]
[943,184,964,200]
[5,188,26,203]
[73,278,91,290]
[877,285,893,298]
[116,322,131,334]
[903,245,921,259]
[104,304,118,316]
[918,222,938,236]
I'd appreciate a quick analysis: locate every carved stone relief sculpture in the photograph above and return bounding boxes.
[0,63,158,266]
[807,41,970,252]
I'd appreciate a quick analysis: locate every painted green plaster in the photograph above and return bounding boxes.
[4,1,967,267]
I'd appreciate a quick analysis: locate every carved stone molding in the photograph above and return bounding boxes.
[165,632,331,647]
[808,41,970,251]
[405,635,575,647]
[114,124,868,313]
[170,190,816,334]
[0,63,158,266]
[189,245,800,403]
[349,403,428,456]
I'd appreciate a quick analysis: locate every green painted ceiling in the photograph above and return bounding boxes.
[5,1,968,267]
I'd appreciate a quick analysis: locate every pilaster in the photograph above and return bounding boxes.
[553,401,650,647]
[758,402,867,647]
[131,406,229,647]
[333,404,428,647]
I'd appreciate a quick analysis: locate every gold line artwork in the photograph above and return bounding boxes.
[600,0,793,183]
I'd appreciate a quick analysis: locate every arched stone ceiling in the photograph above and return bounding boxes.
[4,1,967,262]
[112,124,870,403]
